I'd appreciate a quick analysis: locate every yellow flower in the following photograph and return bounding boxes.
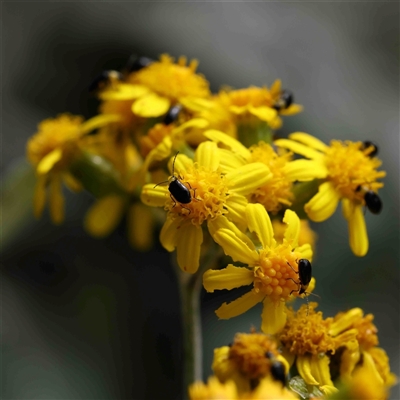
[26,113,120,224]
[100,54,211,119]
[212,332,289,393]
[217,80,302,130]
[203,204,314,334]
[204,130,327,214]
[189,376,238,400]
[275,132,386,256]
[245,377,299,399]
[279,303,397,392]
[140,142,272,273]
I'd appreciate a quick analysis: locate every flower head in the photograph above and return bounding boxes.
[275,132,386,256]
[26,113,119,224]
[203,204,314,334]
[141,142,272,273]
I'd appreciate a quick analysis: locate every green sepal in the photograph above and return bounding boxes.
[69,151,127,198]
[288,179,322,219]
[237,121,274,148]
[288,375,324,399]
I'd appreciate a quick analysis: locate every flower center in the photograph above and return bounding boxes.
[229,332,281,380]
[324,141,386,202]
[279,303,337,356]
[165,164,229,226]
[130,54,211,101]
[253,245,304,302]
[27,114,84,169]
[249,142,294,213]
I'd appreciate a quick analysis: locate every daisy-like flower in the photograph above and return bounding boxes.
[204,129,327,214]
[26,113,120,224]
[212,332,289,393]
[279,303,396,394]
[140,141,272,273]
[188,376,298,400]
[99,54,211,120]
[275,132,386,256]
[203,204,314,334]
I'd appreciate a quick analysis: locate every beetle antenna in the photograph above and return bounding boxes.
[172,151,179,176]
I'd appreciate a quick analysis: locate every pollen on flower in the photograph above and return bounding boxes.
[27,114,84,167]
[324,141,386,202]
[228,332,281,380]
[129,54,211,101]
[254,246,305,302]
[165,163,229,226]
[279,303,337,356]
[249,142,294,213]
[352,313,379,349]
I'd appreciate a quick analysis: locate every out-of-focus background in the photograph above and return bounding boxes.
[2,3,399,399]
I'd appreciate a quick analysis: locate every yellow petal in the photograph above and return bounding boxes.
[261,297,287,335]
[305,181,340,222]
[248,105,278,122]
[296,355,320,385]
[99,83,149,100]
[127,203,153,251]
[269,79,282,97]
[224,193,248,227]
[168,153,193,175]
[361,351,384,385]
[179,97,214,112]
[132,93,170,117]
[37,148,63,175]
[329,308,364,336]
[347,202,369,257]
[141,136,172,176]
[203,264,254,293]
[216,290,264,319]
[195,141,220,171]
[84,195,125,237]
[225,162,272,196]
[229,105,247,114]
[63,173,82,192]
[213,228,259,265]
[310,354,334,386]
[141,184,168,207]
[340,339,360,381]
[283,159,328,181]
[173,117,209,134]
[274,139,324,161]
[279,103,304,116]
[217,148,245,172]
[289,132,328,153]
[283,209,300,248]
[80,114,121,134]
[246,203,274,248]
[159,217,182,252]
[33,175,47,219]
[176,223,203,273]
[296,244,313,262]
[49,176,64,225]
[204,129,251,160]
[208,216,255,251]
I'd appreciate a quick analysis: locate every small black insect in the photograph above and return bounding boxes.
[273,90,294,111]
[124,55,154,73]
[364,190,382,214]
[362,141,379,157]
[163,104,182,125]
[88,70,123,93]
[265,352,286,387]
[287,259,312,295]
[154,152,195,211]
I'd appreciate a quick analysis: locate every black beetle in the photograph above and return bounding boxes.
[273,90,294,111]
[163,104,182,125]
[265,352,286,387]
[362,141,379,157]
[287,259,312,295]
[88,70,123,93]
[364,190,382,214]
[154,152,193,209]
[124,55,154,73]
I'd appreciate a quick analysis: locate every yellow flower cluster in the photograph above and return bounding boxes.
[25,53,393,399]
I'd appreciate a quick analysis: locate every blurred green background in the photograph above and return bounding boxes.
[2,3,399,399]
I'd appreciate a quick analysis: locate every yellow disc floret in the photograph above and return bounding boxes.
[129,54,211,101]
[324,140,385,202]
[165,163,229,226]
[249,142,294,213]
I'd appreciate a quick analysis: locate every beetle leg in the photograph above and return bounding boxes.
[286,262,298,274]
[170,194,177,208]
